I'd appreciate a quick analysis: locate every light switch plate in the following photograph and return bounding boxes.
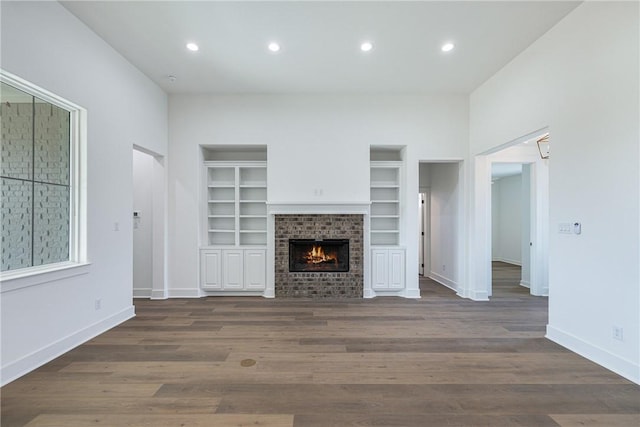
[558,223,572,234]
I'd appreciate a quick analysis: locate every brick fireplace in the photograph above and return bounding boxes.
[274,214,363,298]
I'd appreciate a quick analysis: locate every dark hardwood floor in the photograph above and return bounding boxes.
[2,262,638,426]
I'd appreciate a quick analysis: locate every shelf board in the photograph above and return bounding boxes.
[239,183,267,188]
[371,199,399,203]
[370,183,400,188]
[208,200,235,203]
[208,215,235,218]
[371,215,400,218]
[208,183,235,188]
[208,229,235,233]
[240,199,267,203]
[239,230,267,233]
[240,215,267,218]
[371,230,400,233]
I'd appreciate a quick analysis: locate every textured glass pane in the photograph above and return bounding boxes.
[34,102,70,185]
[1,177,33,271]
[1,82,33,180]
[33,183,69,266]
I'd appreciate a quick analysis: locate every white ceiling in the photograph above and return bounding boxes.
[61,1,580,95]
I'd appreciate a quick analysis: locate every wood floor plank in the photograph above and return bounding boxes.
[549,414,640,426]
[2,380,162,398]
[1,263,638,427]
[2,397,219,415]
[293,413,562,427]
[156,383,639,415]
[23,414,294,427]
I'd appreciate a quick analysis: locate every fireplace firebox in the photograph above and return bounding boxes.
[289,239,349,272]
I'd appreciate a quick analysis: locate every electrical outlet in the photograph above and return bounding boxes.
[613,326,623,341]
[95,299,102,311]
[442,264,446,272]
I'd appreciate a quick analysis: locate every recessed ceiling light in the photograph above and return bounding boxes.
[186,42,199,52]
[441,42,455,52]
[268,42,281,52]
[360,41,373,52]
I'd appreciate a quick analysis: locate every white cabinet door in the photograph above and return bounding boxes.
[244,249,266,290]
[371,249,389,290]
[223,250,244,289]
[388,249,405,289]
[371,248,405,290]
[201,250,222,290]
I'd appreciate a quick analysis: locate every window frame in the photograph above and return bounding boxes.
[0,70,89,291]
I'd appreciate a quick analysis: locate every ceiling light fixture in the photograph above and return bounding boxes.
[268,42,281,53]
[441,42,455,52]
[537,134,550,159]
[360,41,373,52]
[186,42,199,52]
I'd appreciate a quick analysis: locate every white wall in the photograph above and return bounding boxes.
[428,163,461,290]
[419,163,431,190]
[0,2,168,384]
[133,150,154,298]
[469,2,639,382]
[492,174,523,265]
[168,95,468,297]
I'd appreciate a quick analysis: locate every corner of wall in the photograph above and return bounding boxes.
[1,306,134,387]
[546,325,639,385]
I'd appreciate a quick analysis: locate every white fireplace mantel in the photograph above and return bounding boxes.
[266,201,371,215]
[264,201,372,298]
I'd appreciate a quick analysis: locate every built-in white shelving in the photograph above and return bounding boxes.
[370,161,402,246]
[205,161,267,246]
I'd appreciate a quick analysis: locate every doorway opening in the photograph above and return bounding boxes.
[476,129,549,299]
[417,161,464,294]
[132,146,167,299]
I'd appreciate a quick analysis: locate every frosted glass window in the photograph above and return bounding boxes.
[1,82,71,272]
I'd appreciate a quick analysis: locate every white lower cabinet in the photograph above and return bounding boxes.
[371,248,405,290]
[222,250,244,290]
[244,249,267,290]
[201,250,223,290]
[200,248,265,291]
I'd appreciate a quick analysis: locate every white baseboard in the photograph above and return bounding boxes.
[429,271,458,292]
[202,291,264,297]
[519,280,530,289]
[456,288,490,301]
[1,306,135,386]
[403,288,421,299]
[133,288,151,298]
[493,257,522,266]
[167,288,202,298]
[150,289,168,300]
[546,325,639,384]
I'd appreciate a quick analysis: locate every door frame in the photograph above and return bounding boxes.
[132,145,168,299]
[468,128,549,300]
[418,190,431,277]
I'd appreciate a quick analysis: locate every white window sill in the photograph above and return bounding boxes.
[0,262,91,293]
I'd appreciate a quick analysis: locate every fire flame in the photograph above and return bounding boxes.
[305,245,337,264]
